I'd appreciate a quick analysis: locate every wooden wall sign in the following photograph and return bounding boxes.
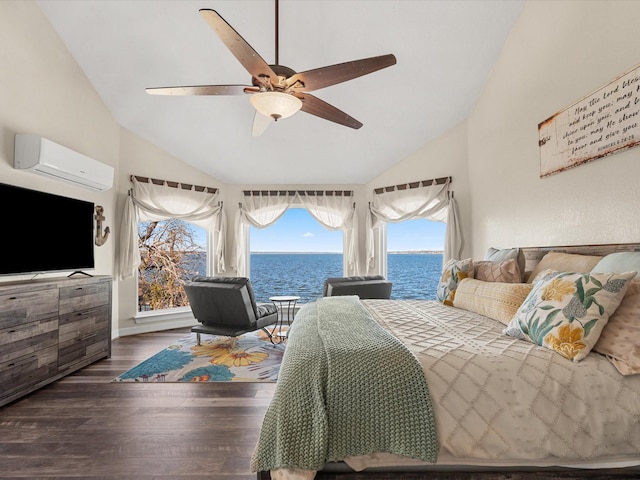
[538,64,640,178]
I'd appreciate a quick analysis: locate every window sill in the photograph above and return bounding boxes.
[134,306,194,324]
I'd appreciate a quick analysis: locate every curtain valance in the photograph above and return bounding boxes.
[234,190,359,277]
[366,177,462,270]
[119,177,226,279]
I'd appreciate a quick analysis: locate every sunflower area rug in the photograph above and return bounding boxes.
[113,329,286,383]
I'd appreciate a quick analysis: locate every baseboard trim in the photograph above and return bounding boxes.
[118,317,197,337]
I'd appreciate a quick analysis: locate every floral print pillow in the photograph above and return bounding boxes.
[436,258,474,306]
[503,270,636,362]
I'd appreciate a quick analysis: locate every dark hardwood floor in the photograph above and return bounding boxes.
[0,328,276,479]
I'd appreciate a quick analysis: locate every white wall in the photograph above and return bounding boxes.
[0,1,119,274]
[373,1,640,262]
[115,127,223,335]
[0,1,226,337]
[365,120,471,258]
[467,0,640,258]
[0,1,120,335]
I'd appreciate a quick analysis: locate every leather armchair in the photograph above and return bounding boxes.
[184,276,278,345]
[322,275,393,299]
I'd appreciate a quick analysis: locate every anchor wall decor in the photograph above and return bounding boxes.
[94,205,110,246]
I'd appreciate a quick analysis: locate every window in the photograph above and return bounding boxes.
[137,219,208,312]
[386,219,445,300]
[249,208,343,304]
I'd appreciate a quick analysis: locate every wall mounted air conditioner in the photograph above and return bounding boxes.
[14,134,114,192]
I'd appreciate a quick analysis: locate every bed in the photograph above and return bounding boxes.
[252,244,640,480]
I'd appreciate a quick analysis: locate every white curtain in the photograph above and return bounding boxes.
[233,191,359,277]
[233,192,296,277]
[297,192,359,275]
[365,178,462,271]
[118,178,226,279]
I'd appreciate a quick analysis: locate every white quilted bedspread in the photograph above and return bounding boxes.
[361,299,640,464]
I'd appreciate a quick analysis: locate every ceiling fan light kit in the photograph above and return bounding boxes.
[250,91,302,121]
[146,1,396,134]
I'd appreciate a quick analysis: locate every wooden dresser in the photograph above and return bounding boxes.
[0,275,112,407]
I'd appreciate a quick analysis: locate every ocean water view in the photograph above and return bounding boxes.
[249,252,443,305]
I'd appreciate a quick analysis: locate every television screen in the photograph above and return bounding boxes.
[0,182,95,276]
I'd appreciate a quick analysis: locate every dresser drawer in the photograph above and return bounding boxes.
[0,287,58,330]
[59,282,110,316]
[0,345,58,400]
[0,276,112,408]
[58,305,110,371]
[58,305,110,344]
[0,318,59,365]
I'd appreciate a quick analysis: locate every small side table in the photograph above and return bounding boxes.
[269,295,300,343]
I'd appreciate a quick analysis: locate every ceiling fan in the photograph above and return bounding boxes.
[145,0,396,136]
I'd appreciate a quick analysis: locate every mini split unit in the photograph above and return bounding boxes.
[14,134,114,192]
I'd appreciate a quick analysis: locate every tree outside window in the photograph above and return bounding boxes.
[137,219,207,312]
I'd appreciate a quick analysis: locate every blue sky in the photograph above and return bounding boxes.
[250,208,445,252]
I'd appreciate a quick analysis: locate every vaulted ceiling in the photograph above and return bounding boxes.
[36,0,524,185]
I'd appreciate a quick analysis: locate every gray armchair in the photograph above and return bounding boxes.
[322,275,393,299]
[184,276,278,345]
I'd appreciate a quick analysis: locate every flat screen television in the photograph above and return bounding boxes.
[0,182,95,276]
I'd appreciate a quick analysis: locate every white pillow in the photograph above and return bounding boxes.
[591,252,640,280]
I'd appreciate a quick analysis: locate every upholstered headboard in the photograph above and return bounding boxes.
[521,243,640,277]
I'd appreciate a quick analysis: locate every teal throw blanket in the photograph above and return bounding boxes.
[251,296,438,472]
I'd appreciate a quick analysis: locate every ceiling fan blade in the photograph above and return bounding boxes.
[285,54,396,93]
[199,9,278,89]
[146,85,257,96]
[252,111,272,137]
[294,93,362,129]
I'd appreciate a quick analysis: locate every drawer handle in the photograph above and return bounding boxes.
[78,333,97,342]
[7,355,37,368]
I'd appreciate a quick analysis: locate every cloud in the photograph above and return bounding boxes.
[302,232,315,238]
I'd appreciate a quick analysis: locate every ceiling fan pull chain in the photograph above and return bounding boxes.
[275,0,279,66]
